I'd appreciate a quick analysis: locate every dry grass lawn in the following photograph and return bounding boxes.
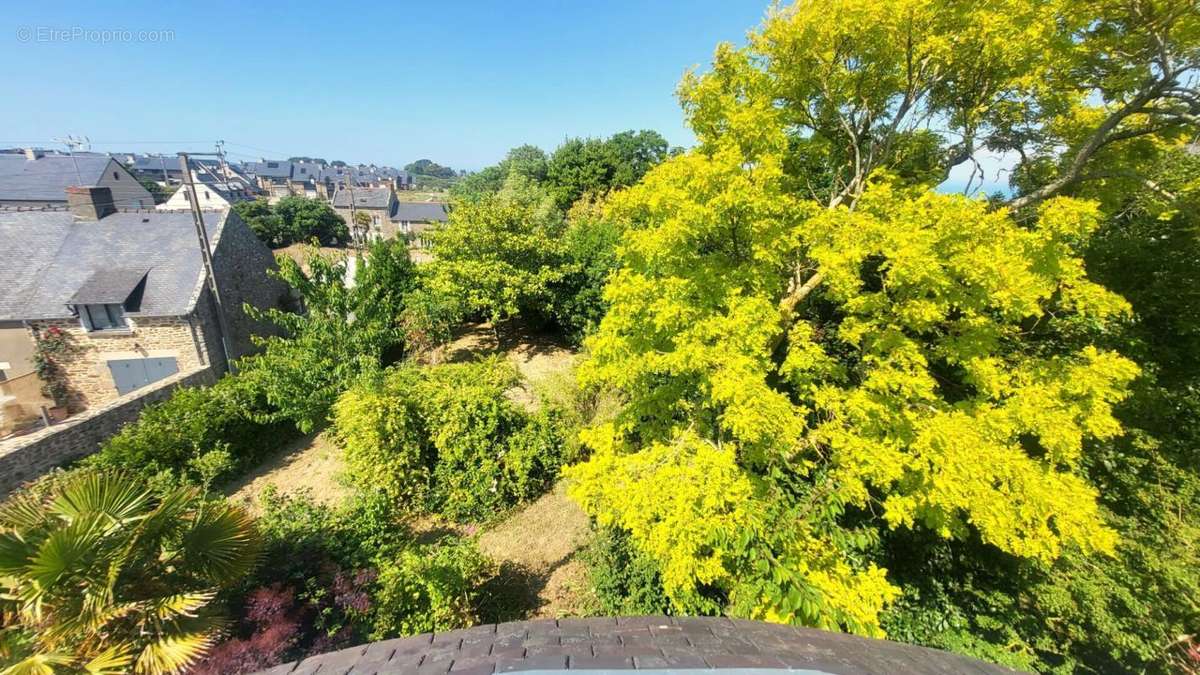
[477,483,597,619]
[224,430,350,514]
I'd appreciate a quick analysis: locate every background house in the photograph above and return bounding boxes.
[0,149,153,209]
[390,201,449,247]
[0,186,287,432]
[158,165,257,210]
[331,186,395,240]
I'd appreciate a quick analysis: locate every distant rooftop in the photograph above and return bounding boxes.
[332,186,392,209]
[391,201,449,223]
[0,154,116,202]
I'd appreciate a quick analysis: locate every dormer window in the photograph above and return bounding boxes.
[81,303,128,331]
[68,268,148,333]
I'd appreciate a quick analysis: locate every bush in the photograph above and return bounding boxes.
[244,487,489,656]
[335,358,568,522]
[86,375,290,488]
[583,527,672,616]
[369,540,489,639]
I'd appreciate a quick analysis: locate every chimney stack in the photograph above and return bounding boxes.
[65,186,116,221]
[23,148,43,161]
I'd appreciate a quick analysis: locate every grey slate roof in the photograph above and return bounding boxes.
[244,160,294,180]
[332,186,392,209]
[0,209,229,321]
[67,268,149,305]
[0,155,116,202]
[391,201,449,223]
[253,616,1023,675]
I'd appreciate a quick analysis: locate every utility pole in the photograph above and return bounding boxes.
[179,152,236,374]
[344,175,362,251]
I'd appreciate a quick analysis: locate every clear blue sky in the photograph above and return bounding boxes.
[2,1,770,171]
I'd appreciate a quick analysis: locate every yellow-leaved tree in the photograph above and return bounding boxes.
[568,0,1196,637]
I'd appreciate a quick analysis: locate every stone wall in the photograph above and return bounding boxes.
[210,210,290,360]
[0,367,216,498]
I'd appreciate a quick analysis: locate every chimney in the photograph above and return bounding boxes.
[65,186,116,221]
[24,147,43,161]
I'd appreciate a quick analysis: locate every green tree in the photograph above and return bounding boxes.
[546,130,670,209]
[233,199,286,247]
[427,176,566,325]
[274,196,348,246]
[404,159,457,179]
[238,240,416,432]
[0,471,260,675]
[568,0,1195,646]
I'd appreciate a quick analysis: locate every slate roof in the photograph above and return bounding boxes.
[332,186,392,209]
[244,160,294,180]
[0,209,229,321]
[0,155,116,202]
[253,616,1023,675]
[391,201,449,223]
[68,268,150,305]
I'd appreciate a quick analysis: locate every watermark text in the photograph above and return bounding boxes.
[15,26,175,44]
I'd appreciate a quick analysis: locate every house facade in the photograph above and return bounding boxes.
[331,186,395,241]
[0,186,287,434]
[0,150,153,209]
[390,201,449,247]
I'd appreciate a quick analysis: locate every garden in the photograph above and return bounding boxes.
[3,2,1200,674]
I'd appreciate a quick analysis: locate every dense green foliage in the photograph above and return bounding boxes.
[233,197,348,248]
[239,240,418,433]
[86,376,291,489]
[0,471,260,675]
[335,358,567,521]
[250,489,489,645]
[452,131,670,208]
[404,159,458,179]
[561,0,1200,672]
[583,527,672,617]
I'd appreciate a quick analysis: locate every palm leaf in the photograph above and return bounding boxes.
[50,472,150,529]
[131,620,219,675]
[0,493,50,531]
[0,532,32,576]
[0,651,74,675]
[82,644,135,675]
[25,515,105,592]
[175,503,260,583]
[137,592,215,622]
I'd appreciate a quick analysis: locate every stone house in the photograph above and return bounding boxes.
[331,186,395,241]
[0,149,153,209]
[390,201,450,247]
[0,186,287,432]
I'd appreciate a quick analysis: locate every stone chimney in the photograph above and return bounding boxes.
[23,147,43,161]
[65,186,116,221]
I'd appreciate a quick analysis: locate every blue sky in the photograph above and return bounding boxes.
[1,1,770,171]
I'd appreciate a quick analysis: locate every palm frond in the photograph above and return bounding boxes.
[0,651,73,675]
[131,623,217,675]
[81,644,135,675]
[50,472,150,529]
[136,592,216,622]
[0,532,32,576]
[0,494,49,532]
[25,515,105,592]
[175,503,261,584]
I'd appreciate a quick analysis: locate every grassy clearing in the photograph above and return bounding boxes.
[224,430,349,515]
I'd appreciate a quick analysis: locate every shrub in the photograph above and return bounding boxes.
[583,526,672,616]
[87,375,290,487]
[335,358,568,522]
[369,540,489,639]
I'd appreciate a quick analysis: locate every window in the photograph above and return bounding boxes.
[204,190,210,201]
[81,303,128,331]
[113,171,120,180]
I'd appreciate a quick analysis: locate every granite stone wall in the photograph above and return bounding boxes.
[0,367,215,498]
